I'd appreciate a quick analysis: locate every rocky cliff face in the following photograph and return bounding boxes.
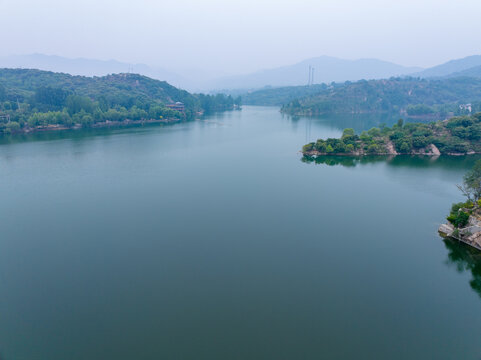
[439,214,481,250]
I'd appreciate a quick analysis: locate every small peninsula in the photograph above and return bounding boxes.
[439,160,481,251]
[302,113,481,156]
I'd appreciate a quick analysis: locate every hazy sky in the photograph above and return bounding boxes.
[1,0,480,74]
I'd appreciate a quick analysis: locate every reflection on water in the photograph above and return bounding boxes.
[302,154,391,167]
[0,111,436,148]
[302,154,481,171]
[0,122,180,146]
[443,239,481,298]
[304,152,481,301]
[1,106,481,359]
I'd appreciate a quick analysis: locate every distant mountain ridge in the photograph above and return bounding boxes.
[217,54,481,90]
[414,55,481,78]
[0,54,188,89]
[241,55,481,107]
[209,56,422,90]
[440,65,481,79]
[4,53,481,92]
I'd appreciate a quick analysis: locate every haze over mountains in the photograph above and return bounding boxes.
[0,54,188,89]
[413,55,481,78]
[212,56,422,90]
[443,66,481,79]
[1,53,481,92]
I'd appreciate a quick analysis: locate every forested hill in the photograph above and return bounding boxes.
[0,68,196,107]
[242,84,328,106]
[281,77,481,117]
[442,65,481,79]
[0,68,240,134]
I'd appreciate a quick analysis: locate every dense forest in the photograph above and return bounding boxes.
[0,69,241,134]
[277,77,481,117]
[302,112,481,156]
[241,84,329,106]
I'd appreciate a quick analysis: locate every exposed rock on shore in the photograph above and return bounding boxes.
[439,212,481,251]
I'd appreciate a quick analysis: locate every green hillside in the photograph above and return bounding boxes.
[0,68,239,133]
[279,77,481,117]
[242,84,328,106]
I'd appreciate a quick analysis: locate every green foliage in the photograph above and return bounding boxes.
[302,143,315,152]
[281,77,481,116]
[3,121,20,133]
[196,93,239,113]
[447,161,481,230]
[31,86,70,111]
[451,202,467,214]
[367,144,382,154]
[310,136,360,154]
[412,135,430,148]
[397,141,412,153]
[303,112,481,155]
[243,84,328,106]
[455,211,470,228]
[406,104,434,115]
[0,69,236,134]
[66,95,94,115]
[360,131,372,142]
[0,83,6,101]
[447,202,472,228]
[342,128,355,138]
[458,159,481,201]
[367,127,381,137]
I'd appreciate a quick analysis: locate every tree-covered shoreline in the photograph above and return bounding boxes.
[0,69,241,134]
[302,113,481,156]
[281,77,481,117]
[438,160,481,252]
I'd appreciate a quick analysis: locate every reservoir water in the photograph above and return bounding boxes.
[0,106,480,359]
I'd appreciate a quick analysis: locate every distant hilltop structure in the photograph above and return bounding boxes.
[460,103,472,113]
[166,102,185,112]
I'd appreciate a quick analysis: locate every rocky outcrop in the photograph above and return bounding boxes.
[438,223,454,237]
[385,140,398,155]
[465,231,481,249]
[439,214,481,251]
[430,144,441,156]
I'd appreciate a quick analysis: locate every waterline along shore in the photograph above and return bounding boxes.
[302,113,481,157]
[6,117,185,134]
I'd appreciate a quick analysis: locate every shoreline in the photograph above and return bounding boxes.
[4,117,184,135]
[302,150,480,157]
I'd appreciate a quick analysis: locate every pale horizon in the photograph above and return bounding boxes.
[1,0,481,75]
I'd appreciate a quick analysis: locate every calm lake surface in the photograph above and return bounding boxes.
[1,106,480,359]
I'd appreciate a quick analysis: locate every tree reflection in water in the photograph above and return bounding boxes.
[443,238,481,298]
[302,154,481,298]
[301,154,481,171]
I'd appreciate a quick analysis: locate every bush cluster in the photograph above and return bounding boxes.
[446,201,473,228]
